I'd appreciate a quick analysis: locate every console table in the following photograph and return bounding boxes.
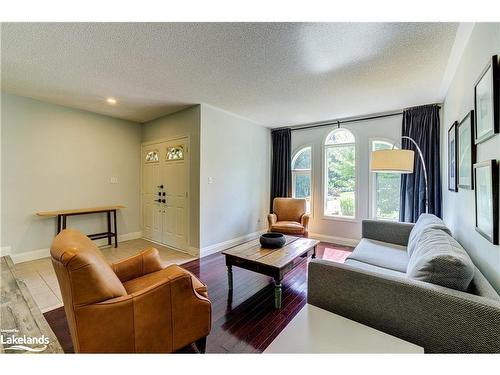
[36,205,125,248]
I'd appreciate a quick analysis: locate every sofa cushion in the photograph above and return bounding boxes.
[407,214,451,257]
[347,238,409,273]
[407,228,474,291]
[345,259,407,278]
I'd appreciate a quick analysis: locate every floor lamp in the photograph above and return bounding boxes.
[370,136,428,214]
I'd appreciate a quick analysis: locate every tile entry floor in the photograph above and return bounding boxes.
[13,239,196,313]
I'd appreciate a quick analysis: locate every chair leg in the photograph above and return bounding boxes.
[195,337,207,353]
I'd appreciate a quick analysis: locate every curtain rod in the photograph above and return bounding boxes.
[277,103,442,132]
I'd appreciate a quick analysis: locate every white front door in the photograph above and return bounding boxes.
[141,138,188,251]
[142,146,162,243]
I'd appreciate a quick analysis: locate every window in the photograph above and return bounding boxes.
[292,147,312,213]
[166,145,184,160]
[145,150,159,162]
[370,140,401,221]
[324,129,356,218]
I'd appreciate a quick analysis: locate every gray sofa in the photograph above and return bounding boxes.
[307,215,500,353]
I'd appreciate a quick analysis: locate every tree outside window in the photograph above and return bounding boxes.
[324,129,356,218]
[370,140,401,221]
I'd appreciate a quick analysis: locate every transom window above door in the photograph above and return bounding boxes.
[292,146,312,213]
[145,150,159,162]
[324,128,356,219]
[166,145,184,160]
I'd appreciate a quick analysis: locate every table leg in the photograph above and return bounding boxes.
[274,279,282,309]
[107,211,112,246]
[227,265,233,291]
[312,245,316,259]
[62,215,67,230]
[113,210,118,248]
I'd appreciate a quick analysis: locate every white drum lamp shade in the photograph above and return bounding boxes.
[370,149,415,173]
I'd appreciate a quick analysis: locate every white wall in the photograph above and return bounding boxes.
[1,92,142,259]
[441,23,500,293]
[199,104,270,254]
[292,115,402,244]
[141,105,201,250]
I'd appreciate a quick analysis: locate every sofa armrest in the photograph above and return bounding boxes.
[112,247,163,282]
[362,220,414,246]
[307,259,500,353]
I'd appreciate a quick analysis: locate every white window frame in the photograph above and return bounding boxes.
[323,128,357,221]
[369,138,400,221]
[292,146,313,215]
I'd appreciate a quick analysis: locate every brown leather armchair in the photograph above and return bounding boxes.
[267,198,310,237]
[50,229,211,353]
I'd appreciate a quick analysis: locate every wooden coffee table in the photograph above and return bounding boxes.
[222,235,319,309]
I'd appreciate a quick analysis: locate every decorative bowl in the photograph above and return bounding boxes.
[259,232,286,248]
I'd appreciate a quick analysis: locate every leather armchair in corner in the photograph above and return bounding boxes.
[267,197,310,237]
[50,228,211,353]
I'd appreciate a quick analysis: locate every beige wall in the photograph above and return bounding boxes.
[441,23,500,293]
[199,104,270,253]
[141,105,201,250]
[1,92,142,258]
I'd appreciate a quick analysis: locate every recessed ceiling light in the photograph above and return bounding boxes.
[106,97,117,105]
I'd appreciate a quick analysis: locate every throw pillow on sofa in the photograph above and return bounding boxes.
[406,227,474,291]
[407,214,451,257]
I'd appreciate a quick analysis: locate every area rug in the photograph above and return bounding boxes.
[317,243,353,263]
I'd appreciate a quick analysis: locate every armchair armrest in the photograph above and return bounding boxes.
[267,213,277,230]
[307,259,500,353]
[362,219,414,246]
[300,213,310,236]
[112,247,163,282]
[163,266,212,350]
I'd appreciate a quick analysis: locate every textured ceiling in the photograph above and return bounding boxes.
[1,23,459,126]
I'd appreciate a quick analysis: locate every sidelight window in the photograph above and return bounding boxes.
[292,146,312,213]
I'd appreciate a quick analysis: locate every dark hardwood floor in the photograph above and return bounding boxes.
[44,241,353,353]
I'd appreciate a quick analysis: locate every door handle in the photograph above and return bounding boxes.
[157,185,164,189]
[155,199,161,203]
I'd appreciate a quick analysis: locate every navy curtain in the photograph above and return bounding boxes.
[270,128,292,210]
[400,104,442,222]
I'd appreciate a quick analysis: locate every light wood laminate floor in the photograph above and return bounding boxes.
[13,239,195,313]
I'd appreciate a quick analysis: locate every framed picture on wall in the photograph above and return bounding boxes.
[474,55,499,144]
[457,111,476,189]
[448,121,458,192]
[474,160,499,244]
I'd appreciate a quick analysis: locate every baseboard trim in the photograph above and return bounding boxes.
[200,229,267,258]
[309,232,359,247]
[141,237,196,257]
[9,231,143,264]
[188,247,199,257]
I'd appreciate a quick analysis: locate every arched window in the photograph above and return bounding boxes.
[292,146,312,213]
[145,150,159,162]
[324,128,356,218]
[369,139,401,221]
